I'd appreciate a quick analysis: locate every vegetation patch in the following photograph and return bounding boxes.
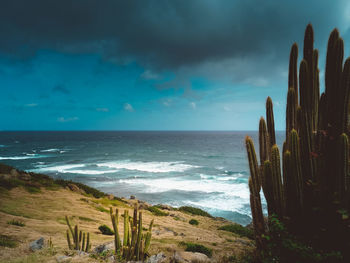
[95,206,109,213]
[0,177,24,190]
[7,219,25,227]
[179,206,213,218]
[98,224,114,235]
[179,241,212,257]
[24,185,41,194]
[218,224,254,239]
[147,206,169,216]
[54,179,106,198]
[79,216,95,222]
[91,197,128,208]
[0,235,18,248]
[189,219,199,225]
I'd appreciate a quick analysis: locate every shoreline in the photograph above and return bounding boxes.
[0,162,255,262]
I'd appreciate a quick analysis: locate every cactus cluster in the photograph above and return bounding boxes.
[246,24,350,256]
[110,204,154,261]
[65,216,90,252]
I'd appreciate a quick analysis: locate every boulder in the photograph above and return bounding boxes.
[67,184,85,194]
[29,237,45,251]
[130,195,136,200]
[107,194,115,200]
[146,252,167,263]
[93,241,114,254]
[172,251,210,263]
[156,204,173,211]
[19,172,31,181]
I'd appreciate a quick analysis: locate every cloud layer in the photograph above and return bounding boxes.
[1,0,350,82]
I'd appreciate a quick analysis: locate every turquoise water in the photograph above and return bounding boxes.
[0,131,284,225]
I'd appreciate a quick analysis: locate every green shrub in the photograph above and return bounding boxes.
[7,219,25,227]
[0,235,17,248]
[179,241,212,257]
[0,178,24,190]
[96,206,109,213]
[98,225,114,235]
[24,185,41,194]
[218,224,254,239]
[179,206,212,218]
[147,206,169,216]
[189,219,199,225]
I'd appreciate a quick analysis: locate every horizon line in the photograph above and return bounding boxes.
[0,129,286,132]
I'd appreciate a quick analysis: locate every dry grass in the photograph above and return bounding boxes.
[0,186,253,262]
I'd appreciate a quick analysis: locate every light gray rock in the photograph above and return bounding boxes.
[146,252,167,263]
[29,237,44,251]
[56,255,72,263]
[172,251,210,263]
[93,241,114,254]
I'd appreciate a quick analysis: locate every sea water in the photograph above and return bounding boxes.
[0,131,284,225]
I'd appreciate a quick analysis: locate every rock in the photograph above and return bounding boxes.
[67,183,85,194]
[107,255,115,263]
[130,195,136,199]
[138,202,150,210]
[172,251,210,263]
[156,204,173,210]
[29,237,45,251]
[146,252,166,263]
[235,239,253,246]
[10,169,19,178]
[19,172,31,181]
[107,194,115,200]
[56,255,72,263]
[93,241,114,254]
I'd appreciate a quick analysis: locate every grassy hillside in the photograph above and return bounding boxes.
[0,163,254,262]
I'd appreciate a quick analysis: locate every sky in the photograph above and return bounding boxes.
[1,0,350,131]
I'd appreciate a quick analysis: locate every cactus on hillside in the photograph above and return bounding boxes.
[65,216,90,252]
[109,204,154,261]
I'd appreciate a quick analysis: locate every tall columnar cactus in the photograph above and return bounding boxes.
[65,216,90,252]
[245,24,350,258]
[245,136,265,249]
[266,97,276,146]
[259,117,270,164]
[110,205,154,261]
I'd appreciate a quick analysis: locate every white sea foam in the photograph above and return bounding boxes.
[40,148,60,152]
[185,196,248,213]
[118,177,249,198]
[34,164,118,175]
[97,160,199,173]
[63,169,118,175]
[0,154,44,160]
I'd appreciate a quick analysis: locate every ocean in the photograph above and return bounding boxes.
[0,131,284,225]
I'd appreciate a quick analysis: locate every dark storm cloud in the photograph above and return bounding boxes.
[0,0,348,75]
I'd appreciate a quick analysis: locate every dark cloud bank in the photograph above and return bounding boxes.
[0,0,349,83]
